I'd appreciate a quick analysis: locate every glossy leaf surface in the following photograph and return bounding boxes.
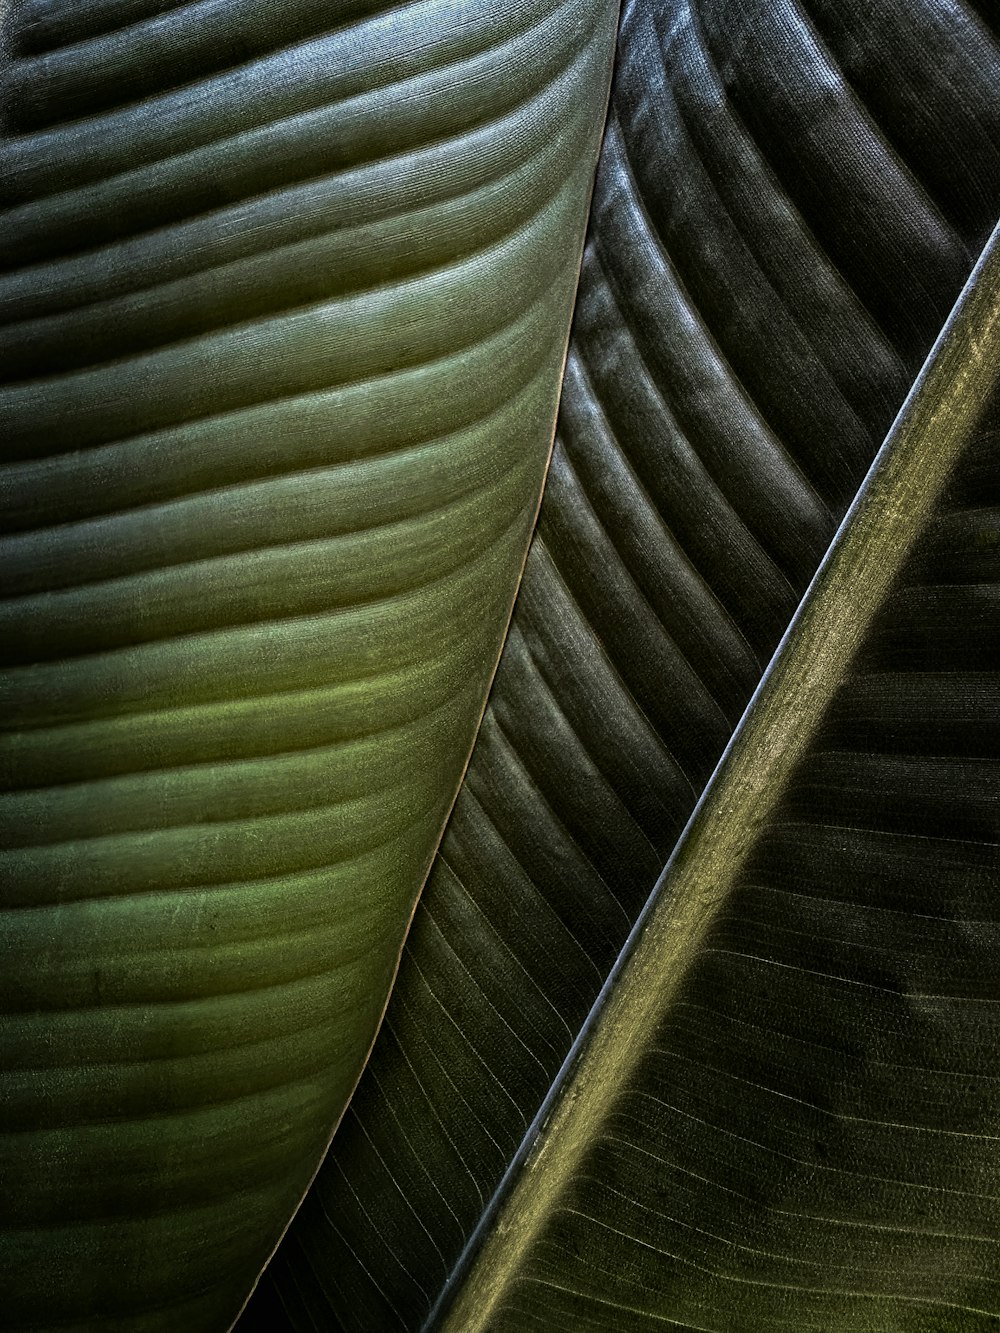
[239,1,1000,1328]
[0,1,617,1329]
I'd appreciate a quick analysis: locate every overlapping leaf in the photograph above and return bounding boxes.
[239,1,1000,1329]
[0,2,617,1329]
[440,221,1000,1333]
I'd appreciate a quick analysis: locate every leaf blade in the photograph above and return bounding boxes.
[439,214,1000,1333]
[0,1,618,1328]
[240,3,1000,1328]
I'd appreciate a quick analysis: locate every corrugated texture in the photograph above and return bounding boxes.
[0,1,618,1329]
[239,1,1000,1328]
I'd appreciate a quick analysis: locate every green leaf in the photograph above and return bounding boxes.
[439,217,1000,1333]
[0,2,617,1329]
[239,2,1000,1329]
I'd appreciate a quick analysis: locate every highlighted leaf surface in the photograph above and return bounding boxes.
[0,1,617,1329]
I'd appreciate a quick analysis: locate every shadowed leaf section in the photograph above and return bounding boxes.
[444,224,1000,1333]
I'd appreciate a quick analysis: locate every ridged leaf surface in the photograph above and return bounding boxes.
[238,1,1000,1328]
[0,1,617,1329]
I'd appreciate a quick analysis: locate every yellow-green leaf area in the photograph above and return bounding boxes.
[0,0,619,1328]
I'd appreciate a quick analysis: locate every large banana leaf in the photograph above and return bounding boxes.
[0,2,617,1329]
[439,218,1000,1332]
[239,1,1000,1329]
